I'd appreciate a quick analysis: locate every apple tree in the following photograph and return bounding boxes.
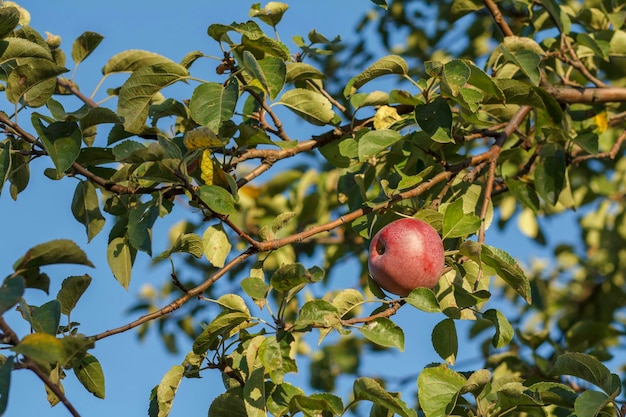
[1,0,626,416]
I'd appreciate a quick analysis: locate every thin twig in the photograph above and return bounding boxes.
[57,78,99,108]
[240,81,291,141]
[478,105,532,243]
[560,34,606,88]
[306,80,352,120]
[341,300,404,325]
[92,249,256,340]
[571,129,626,165]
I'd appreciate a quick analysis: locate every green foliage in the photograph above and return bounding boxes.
[2,0,626,416]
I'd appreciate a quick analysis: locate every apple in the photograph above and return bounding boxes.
[368,217,445,296]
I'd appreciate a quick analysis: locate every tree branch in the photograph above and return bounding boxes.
[23,361,82,417]
[543,86,626,103]
[0,318,81,417]
[483,0,514,37]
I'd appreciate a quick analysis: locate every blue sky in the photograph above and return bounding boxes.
[0,1,576,416]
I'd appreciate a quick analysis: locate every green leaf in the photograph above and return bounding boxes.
[0,7,20,39]
[467,62,504,100]
[31,300,61,334]
[216,294,250,315]
[488,245,530,301]
[0,36,52,62]
[442,199,481,238]
[202,224,231,268]
[258,335,297,383]
[574,390,610,417]
[270,263,310,292]
[344,55,408,97]
[550,352,619,395]
[267,383,304,416]
[359,317,405,351]
[241,277,269,302]
[56,275,92,316]
[243,366,265,417]
[189,80,239,132]
[319,137,357,168]
[0,276,25,314]
[208,389,247,417]
[249,2,289,27]
[6,60,68,106]
[295,300,339,329]
[169,233,204,258]
[74,354,105,399]
[79,107,123,130]
[353,377,415,417]
[71,31,104,65]
[289,393,343,416]
[273,88,335,126]
[12,333,65,365]
[59,334,93,369]
[351,91,389,109]
[32,117,82,178]
[417,365,466,417]
[432,318,457,365]
[0,140,11,197]
[208,21,265,41]
[460,369,491,395]
[271,212,297,234]
[198,185,237,215]
[405,287,441,313]
[14,239,94,271]
[505,178,540,214]
[117,62,189,134]
[155,365,184,417]
[257,56,286,100]
[331,289,364,317]
[535,143,566,205]
[102,49,174,74]
[0,356,14,415]
[128,199,159,255]
[442,59,470,97]
[414,97,453,143]
[500,39,542,85]
[107,236,135,290]
[71,181,105,242]
[241,34,291,61]
[577,33,608,59]
[541,0,564,32]
[285,62,324,83]
[357,129,403,161]
[572,132,599,155]
[482,309,513,348]
[192,312,249,354]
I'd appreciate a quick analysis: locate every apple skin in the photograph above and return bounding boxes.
[368,218,445,296]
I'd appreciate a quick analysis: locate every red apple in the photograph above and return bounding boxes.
[368,217,445,296]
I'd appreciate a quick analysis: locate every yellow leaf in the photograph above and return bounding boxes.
[373,105,401,130]
[200,149,214,185]
[594,111,608,133]
[183,126,222,150]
